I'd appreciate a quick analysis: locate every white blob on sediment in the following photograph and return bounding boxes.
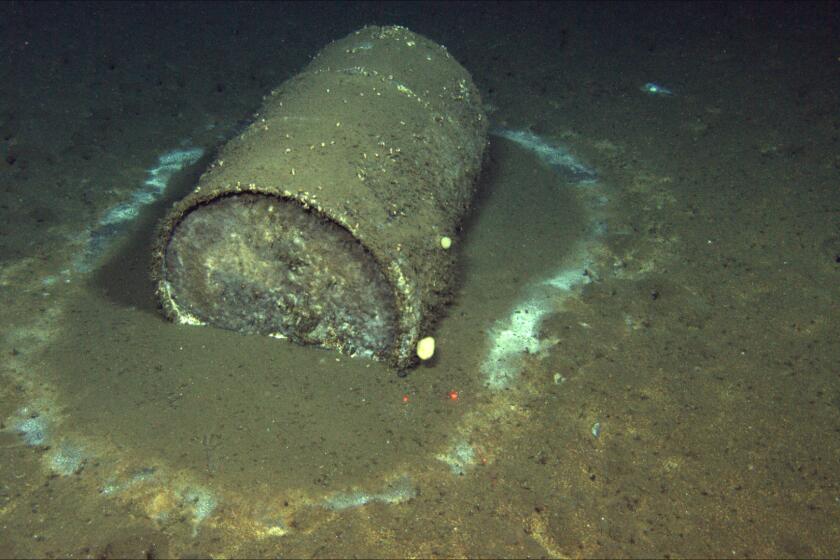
[416,336,435,360]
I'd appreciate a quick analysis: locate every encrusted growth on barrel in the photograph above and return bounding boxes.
[153,25,488,369]
[163,193,397,359]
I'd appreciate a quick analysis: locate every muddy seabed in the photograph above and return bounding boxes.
[1,3,838,558]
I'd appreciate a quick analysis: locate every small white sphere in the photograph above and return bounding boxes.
[440,236,452,250]
[416,336,436,360]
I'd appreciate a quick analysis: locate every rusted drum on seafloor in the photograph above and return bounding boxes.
[152,25,487,370]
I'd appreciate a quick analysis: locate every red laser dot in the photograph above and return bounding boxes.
[402,394,410,403]
[448,390,459,401]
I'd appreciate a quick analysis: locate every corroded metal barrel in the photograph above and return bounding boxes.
[152,25,487,369]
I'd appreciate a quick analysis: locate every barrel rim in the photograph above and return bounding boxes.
[151,186,419,368]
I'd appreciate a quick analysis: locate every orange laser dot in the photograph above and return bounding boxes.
[402,394,410,403]
[448,390,459,401]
